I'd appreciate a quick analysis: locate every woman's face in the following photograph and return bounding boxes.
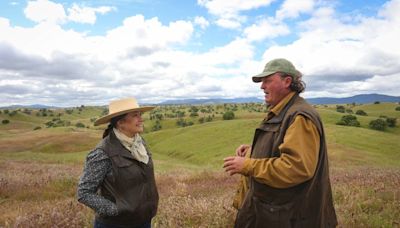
[117,111,144,137]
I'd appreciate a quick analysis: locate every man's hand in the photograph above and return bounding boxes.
[223,156,246,176]
[235,144,251,157]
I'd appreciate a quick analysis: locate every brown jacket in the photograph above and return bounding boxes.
[235,94,337,228]
[96,131,159,226]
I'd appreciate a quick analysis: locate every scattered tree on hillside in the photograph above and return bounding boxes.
[2,119,10,124]
[395,106,400,111]
[336,115,360,127]
[8,110,17,117]
[152,120,162,131]
[176,111,185,118]
[223,111,235,120]
[75,122,85,128]
[65,109,74,114]
[369,119,387,131]
[346,109,353,114]
[33,126,41,130]
[374,101,380,104]
[22,109,32,115]
[385,117,397,127]
[189,106,199,113]
[336,105,345,113]
[355,110,367,116]
[3,109,9,114]
[176,118,193,127]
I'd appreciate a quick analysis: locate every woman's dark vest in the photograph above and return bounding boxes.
[95,132,159,227]
[235,94,337,228]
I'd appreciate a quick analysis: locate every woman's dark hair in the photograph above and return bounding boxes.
[102,113,128,138]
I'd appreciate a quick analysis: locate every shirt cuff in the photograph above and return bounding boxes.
[241,158,253,176]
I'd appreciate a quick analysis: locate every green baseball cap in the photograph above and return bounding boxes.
[252,58,299,83]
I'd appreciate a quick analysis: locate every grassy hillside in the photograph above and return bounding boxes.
[0,102,399,227]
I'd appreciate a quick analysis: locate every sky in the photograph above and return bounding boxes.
[0,0,399,107]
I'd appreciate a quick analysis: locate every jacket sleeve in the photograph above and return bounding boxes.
[240,114,320,188]
[77,148,118,216]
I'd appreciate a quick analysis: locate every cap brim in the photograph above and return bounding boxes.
[94,106,155,126]
[251,71,276,83]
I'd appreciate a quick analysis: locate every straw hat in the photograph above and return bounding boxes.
[94,98,155,126]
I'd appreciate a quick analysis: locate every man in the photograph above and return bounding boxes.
[223,58,337,227]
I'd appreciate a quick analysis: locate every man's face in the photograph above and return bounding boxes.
[260,73,292,107]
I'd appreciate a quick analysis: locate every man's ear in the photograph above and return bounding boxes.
[284,76,292,88]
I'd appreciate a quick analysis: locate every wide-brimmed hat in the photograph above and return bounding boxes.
[252,58,300,82]
[94,98,155,126]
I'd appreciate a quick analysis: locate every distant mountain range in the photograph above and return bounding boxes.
[0,104,59,109]
[1,94,399,109]
[158,93,400,105]
[306,93,400,105]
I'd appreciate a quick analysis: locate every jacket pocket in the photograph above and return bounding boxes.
[253,196,293,227]
[115,156,146,183]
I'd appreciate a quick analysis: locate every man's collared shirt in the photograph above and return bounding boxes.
[241,92,320,188]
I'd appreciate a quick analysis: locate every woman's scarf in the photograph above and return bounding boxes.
[113,128,149,164]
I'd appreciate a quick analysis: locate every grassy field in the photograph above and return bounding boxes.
[0,102,399,227]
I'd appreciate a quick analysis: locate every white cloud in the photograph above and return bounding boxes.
[24,0,115,25]
[24,0,66,24]
[194,16,210,29]
[0,13,197,106]
[276,0,316,20]
[244,17,290,41]
[260,2,400,97]
[198,0,275,29]
[215,18,242,29]
[198,0,274,15]
[67,4,116,24]
[1,0,400,106]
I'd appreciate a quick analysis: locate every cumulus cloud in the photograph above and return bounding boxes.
[198,0,275,29]
[24,0,66,24]
[0,10,197,106]
[276,0,316,20]
[1,0,400,106]
[244,17,290,42]
[67,3,116,24]
[261,2,400,97]
[194,16,210,29]
[24,0,115,25]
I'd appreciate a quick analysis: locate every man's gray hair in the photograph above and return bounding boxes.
[278,72,306,93]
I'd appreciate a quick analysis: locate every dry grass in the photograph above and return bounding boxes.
[0,129,99,153]
[154,171,238,228]
[331,167,400,227]
[1,161,400,227]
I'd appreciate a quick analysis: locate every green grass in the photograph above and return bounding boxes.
[0,151,88,164]
[144,119,259,168]
[1,102,400,227]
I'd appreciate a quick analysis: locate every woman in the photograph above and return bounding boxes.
[77,97,159,228]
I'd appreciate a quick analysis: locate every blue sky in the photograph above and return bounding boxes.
[0,0,399,106]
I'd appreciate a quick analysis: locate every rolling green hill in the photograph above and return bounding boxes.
[1,102,399,227]
[1,102,399,168]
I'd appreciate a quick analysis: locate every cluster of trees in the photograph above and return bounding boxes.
[336,114,397,131]
[45,118,71,128]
